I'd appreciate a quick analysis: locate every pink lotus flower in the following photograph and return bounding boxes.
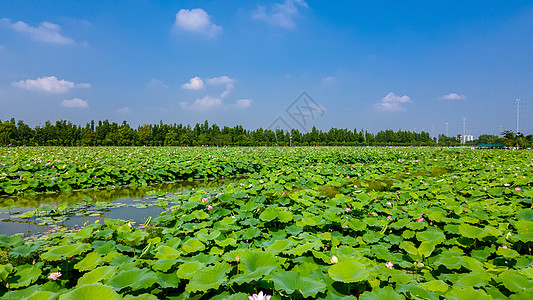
[202,197,209,202]
[483,187,487,191]
[330,255,339,264]
[385,261,393,269]
[47,272,61,280]
[207,205,213,210]
[417,218,424,222]
[515,188,521,191]
[345,207,351,212]
[387,215,392,221]
[249,291,271,300]
[386,201,392,206]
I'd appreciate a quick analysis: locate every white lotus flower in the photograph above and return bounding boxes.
[249,291,271,300]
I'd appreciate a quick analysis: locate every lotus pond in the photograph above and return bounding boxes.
[0,146,532,299]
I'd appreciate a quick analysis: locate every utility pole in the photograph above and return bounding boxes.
[462,117,466,144]
[516,98,520,148]
[516,98,520,134]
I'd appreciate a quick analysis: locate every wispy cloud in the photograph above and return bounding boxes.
[181,76,205,90]
[252,0,308,28]
[61,97,88,108]
[117,106,131,114]
[375,92,412,112]
[12,76,90,93]
[1,18,75,45]
[207,75,234,98]
[180,95,222,111]
[235,99,253,108]
[173,8,222,37]
[440,93,466,100]
[179,75,241,111]
[146,79,168,89]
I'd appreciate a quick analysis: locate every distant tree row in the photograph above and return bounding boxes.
[0,118,530,147]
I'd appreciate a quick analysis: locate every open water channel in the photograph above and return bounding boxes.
[0,178,239,239]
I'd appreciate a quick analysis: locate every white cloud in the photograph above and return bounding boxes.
[252,0,308,28]
[207,75,234,98]
[117,106,131,114]
[12,76,90,93]
[181,76,205,90]
[440,93,466,100]
[180,95,222,111]
[1,18,75,45]
[146,79,168,89]
[375,92,412,112]
[173,8,222,37]
[236,99,253,108]
[61,97,88,108]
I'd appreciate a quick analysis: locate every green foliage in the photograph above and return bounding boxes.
[0,147,532,299]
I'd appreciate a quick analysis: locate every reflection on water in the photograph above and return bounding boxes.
[0,177,242,237]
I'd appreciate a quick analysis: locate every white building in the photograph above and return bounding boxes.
[461,135,474,144]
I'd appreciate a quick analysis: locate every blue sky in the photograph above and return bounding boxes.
[1,0,532,137]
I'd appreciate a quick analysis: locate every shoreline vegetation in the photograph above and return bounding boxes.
[1,118,530,147]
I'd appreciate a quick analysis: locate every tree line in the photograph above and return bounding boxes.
[0,118,530,147]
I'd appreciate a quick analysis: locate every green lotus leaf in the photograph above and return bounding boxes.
[123,294,159,300]
[151,259,179,272]
[210,292,249,300]
[78,266,117,286]
[396,283,439,300]
[0,263,14,281]
[59,284,121,300]
[215,237,236,247]
[41,243,91,261]
[156,271,181,289]
[291,262,319,277]
[418,280,449,293]
[347,219,367,231]
[266,239,294,255]
[433,252,464,270]
[0,234,24,248]
[278,210,293,222]
[26,290,59,300]
[74,251,103,271]
[185,262,232,293]
[197,229,221,241]
[399,241,418,256]
[328,259,369,283]
[231,250,279,284]
[241,228,260,240]
[106,268,158,292]
[418,241,435,257]
[269,271,327,298]
[9,243,42,258]
[360,286,404,300]
[445,286,492,300]
[194,210,209,220]
[7,264,42,289]
[155,245,181,259]
[259,207,279,221]
[496,247,520,258]
[454,271,491,288]
[182,238,205,253]
[499,270,533,293]
[416,229,445,244]
[458,224,486,239]
[177,261,205,279]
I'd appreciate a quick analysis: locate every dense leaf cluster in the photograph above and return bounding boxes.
[0,147,532,299]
